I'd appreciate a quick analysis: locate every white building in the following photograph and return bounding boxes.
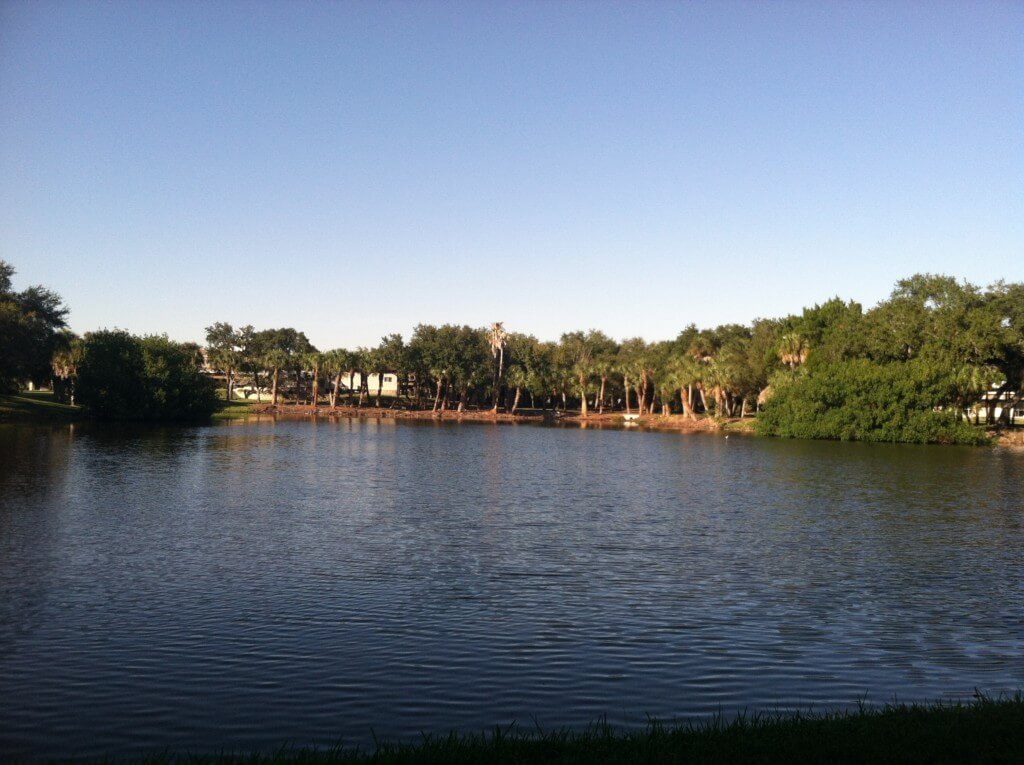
[333,372,400,397]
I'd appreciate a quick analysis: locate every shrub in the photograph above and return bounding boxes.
[756,360,990,445]
[75,330,218,421]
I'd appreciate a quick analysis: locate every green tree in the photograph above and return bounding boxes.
[74,330,218,421]
[139,335,219,420]
[75,330,149,419]
[204,322,240,401]
[0,260,69,392]
[756,358,988,444]
[375,333,408,406]
[558,331,597,417]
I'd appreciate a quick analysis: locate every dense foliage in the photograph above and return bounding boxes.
[0,260,69,392]
[755,360,989,445]
[754,276,1023,444]
[75,330,218,421]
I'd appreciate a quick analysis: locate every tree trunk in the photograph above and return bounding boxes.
[624,376,631,414]
[680,389,696,420]
[331,371,342,408]
[598,376,607,414]
[985,382,1007,423]
[376,374,383,408]
[1000,393,1021,426]
[226,367,233,402]
[740,397,747,418]
[348,371,356,406]
[271,368,279,406]
[432,378,443,412]
[511,386,522,415]
[458,385,468,412]
[580,381,588,418]
[310,364,320,409]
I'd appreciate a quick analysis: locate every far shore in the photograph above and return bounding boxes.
[4,391,1022,447]
[240,401,1024,447]
[248,402,731,432]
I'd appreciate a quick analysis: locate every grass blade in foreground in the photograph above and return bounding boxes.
[107,695,1024,764]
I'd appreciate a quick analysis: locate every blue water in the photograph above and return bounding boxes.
[1,418,1022,760]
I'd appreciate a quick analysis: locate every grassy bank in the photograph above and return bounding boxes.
[0,390,82,422]
[0,390,256,423]
[104,696,1023,764]
[211,398,258,421]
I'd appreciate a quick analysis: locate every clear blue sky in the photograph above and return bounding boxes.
[1,0,1021,349]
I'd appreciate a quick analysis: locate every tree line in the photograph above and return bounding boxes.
[198,274,1023,443]
[2,259,1022,440]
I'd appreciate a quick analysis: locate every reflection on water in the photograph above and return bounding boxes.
[1,420,1022,760]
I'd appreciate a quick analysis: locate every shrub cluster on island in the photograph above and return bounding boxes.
[2,260,1022,442]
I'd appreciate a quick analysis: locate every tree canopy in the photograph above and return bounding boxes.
[0,260,69,392]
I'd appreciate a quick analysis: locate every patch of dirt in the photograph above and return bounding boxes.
[246,404,730,432]
[994,429,1024,448]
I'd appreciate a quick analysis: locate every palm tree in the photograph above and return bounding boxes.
[488,321,508,412]
[617,338,647,416]
[204,322,239,401]
[953,364,999,423]
[303,351,323,408]
[50,330,81,404]
[263,348,288,406]
[779,332,809,369]
[668,355,701,420]
[559,331,596,417]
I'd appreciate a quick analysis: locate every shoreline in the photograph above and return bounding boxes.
[75,696,1024,764]
[239,402,1024,446]
[246,403,728,433]
[3,392,1020,447]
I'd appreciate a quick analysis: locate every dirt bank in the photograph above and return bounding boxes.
[995,429,1024,448]
[247,404,727,432]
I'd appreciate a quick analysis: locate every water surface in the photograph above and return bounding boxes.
[1,419,1022,760]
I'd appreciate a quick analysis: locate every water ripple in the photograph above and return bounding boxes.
[1,421,1022,761]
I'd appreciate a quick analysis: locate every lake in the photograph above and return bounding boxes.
[1,418,1022,760]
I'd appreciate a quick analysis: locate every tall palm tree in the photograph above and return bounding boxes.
[488,322,508,412]
[263,348,288,406]
[303,351,323,408]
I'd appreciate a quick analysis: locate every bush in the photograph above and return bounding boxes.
[75,330,218,421]
[140,335,219,421]
[756,360,990,445]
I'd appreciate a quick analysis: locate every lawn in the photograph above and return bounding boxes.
[0,389,82,421]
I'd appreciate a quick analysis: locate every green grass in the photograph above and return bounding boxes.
[211,398,258,421]
[99,695,1024,764]
[0,389,82,421]
[0,391,257,423]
